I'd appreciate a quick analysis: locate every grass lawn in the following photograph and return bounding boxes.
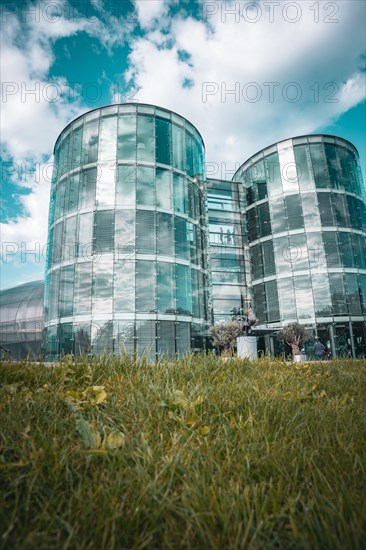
[0,355,365,549]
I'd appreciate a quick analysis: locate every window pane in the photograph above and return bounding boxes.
[311,274,331,317]
[294,276,314,319]
[175,217,189,260]
[114,322,135,355]
[156,168,172,209]
[322,232,341,267]
[173,174,186,214]
[331,193,349,227]
[176,322,190,354]
[66,173,79,214]
[136,166,154,206]
[157,321,175,356]
[258,203,271,237]
[317,193,335,226]
[59,265,75,317]
[172,123,184,170]
[136,211,155,253]
[262,240,276,277]
[278,145,299,194]
[117,115,136,161]
[310,143,329,188]
[93,210,115,254]
[115,209,135,255]
[157,262,175,313]
[185,131,194,176]
[338,232,354,268]
[136,320,156,360]
[96,116,117,206]
[136,261,155,313]
[294,145,313,190]
[116,165,136,206]
[70,127,83,168]
[93,321,113,354]
[278,278,297,320]
[114,260,135,312]
[77,212,93,260]
[250,244,263,280]
[74,262,92,315]
[329,273,346,315]
[137,115,154,162]
[302,192,321,228]
[324,143,342,189]
[176,264,192,315]
[285,195,304,230]
[49,269,60,319]
[265,152,282,197]
[82,120,99,165]
[156,117,171,165]
[79,168,97,209]
[270,196,286,233]
[265,280,280,322]
[157,213,173,256]
[92,256,113,314]
[345,273,362,315]
[63,215,77,262]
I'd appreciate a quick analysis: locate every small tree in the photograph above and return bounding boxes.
[278,322,308,357]
[209,320,242,356]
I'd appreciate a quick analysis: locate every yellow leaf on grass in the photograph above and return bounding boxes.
[104,431,126,450]
[199,425,210,436]
[87,386,107,404]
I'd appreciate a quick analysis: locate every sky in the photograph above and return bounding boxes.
[1,0,365,289]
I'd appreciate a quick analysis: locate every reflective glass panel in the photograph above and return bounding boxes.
[156,168,172,209]
[137,115,154,162]
[114,260,135,313]
[117,115,136,161]
[74,263,92,315]
[136,166,154,206]
[136,261,155,313]
[157,262,175,313]
[116,165,136,206]
[92,256,113,314]
[155,117,171,165]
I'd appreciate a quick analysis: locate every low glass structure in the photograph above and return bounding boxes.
[0,281,44,359]
[44,104,210,359]
[234,135,366,357]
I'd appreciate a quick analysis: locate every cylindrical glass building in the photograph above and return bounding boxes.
[234,135,366,358]
[44,103,210,359]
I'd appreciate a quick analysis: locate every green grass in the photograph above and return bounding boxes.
[0,355,365,549]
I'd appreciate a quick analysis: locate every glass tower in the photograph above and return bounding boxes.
[207,178,247,323]
[234,135,366,357]
[44,104,210,359]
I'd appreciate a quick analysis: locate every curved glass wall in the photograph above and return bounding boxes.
[235,135,366,358]
[44,104,209,359]
[0,281,44,359]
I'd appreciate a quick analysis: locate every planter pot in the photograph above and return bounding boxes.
[293,354,307,363]
[237,336,257,360]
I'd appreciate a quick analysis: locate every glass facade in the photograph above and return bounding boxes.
[234,135,366,358]
[0,281,44,359]
[44,104,209,359]
[2,112,365,361]
[207,178,247,322]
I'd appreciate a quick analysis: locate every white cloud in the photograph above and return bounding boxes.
[126,0,366,170]
[135,0,169,29]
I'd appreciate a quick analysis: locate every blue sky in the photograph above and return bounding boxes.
[1,0,365,289]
